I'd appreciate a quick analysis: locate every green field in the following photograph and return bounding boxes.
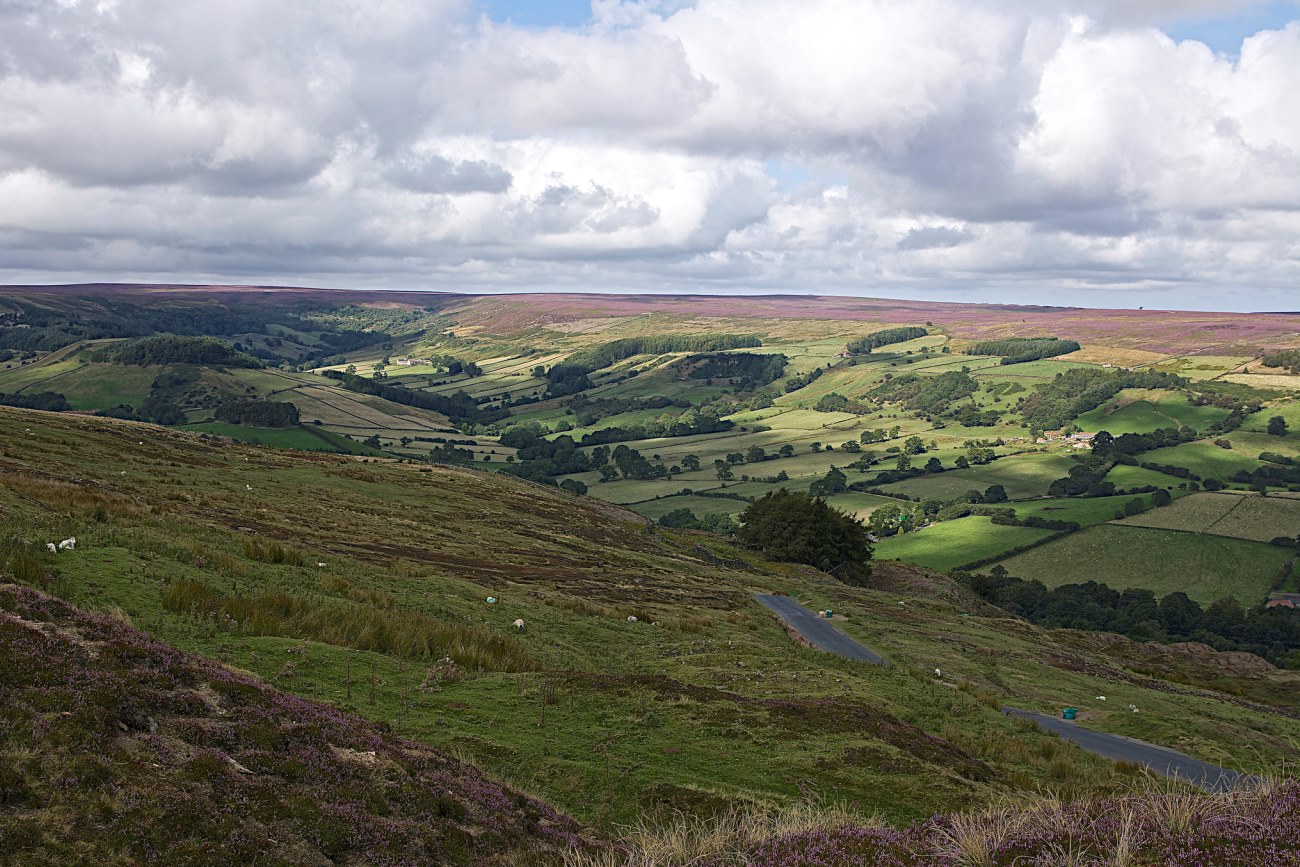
[996,524,1293,605]
[1074,391,1231,435]
[1103,463,1190,490]
[1116,492,1300,543]
[877,453,1077,501]
[873,516,1057,572]
[1010,494,1155,526]
[1138,441,1263,481]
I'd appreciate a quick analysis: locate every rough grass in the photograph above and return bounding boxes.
[0,584,589,866]
[995,524,1293,605]
[1,405,1296,833]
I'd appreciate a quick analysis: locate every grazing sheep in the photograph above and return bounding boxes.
[934,668,942,678]
[46,543,58,554]
[627,615,638,623]
[1128,704,1139,713]
[246,485,253,492]
[1096,696,1106,701]
[315,562,328,568]
[512,619,525,630]
[58,538,76,551]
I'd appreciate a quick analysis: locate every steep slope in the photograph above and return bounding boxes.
[0,584,588,866]
[0,407,1295,831]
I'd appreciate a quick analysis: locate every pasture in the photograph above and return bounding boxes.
[874,516,1057,572]
[876,453,1077,501]
[995,524,1292,605]
[1116,492,1300,543]
[1138,441,1263,481]
[1010,494,1155,527]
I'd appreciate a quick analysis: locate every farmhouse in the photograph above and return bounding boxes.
[394,357,432,367]
[1266,593,1300,610]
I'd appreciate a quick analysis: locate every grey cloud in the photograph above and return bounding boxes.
[896,226,973,250]
[385,156,513,194]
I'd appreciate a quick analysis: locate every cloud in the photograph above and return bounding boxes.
[0,0,1297,310]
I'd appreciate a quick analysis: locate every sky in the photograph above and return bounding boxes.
[1,1,1298,312]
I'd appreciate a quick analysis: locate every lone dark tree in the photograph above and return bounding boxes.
[737,490,873,585]
[1268,415,1288,436]
[983,484,1008,503]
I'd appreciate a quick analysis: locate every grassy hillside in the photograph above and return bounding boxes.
[2,406,1298,837]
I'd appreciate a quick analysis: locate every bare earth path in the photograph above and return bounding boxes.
[754,593,1244,791]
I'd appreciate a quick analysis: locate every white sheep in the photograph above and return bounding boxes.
[246,485,253,492]
[58,538,76,551]
[627,615,638,623]
[934,668,942,678]
[46,543,58,554]
[1096,696,1106,701]
[1129,704,1139,713]
[316,562,328,568]
[512,618,525,630]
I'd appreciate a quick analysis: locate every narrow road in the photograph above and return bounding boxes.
[1004,708,1243,792]
[756,593,1243,791]
[754,594,887,665]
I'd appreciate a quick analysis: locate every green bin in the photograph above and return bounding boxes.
[1062,707,1077,720]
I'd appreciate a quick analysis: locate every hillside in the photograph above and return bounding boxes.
[2,406,1298,840]
[3,284,1299,654]
[0,583,589,866]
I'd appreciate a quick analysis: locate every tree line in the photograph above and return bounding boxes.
[845,326,929,354]
[962,568,1300,668]
[970,337,1081,365]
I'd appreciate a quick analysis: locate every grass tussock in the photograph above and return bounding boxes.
[241,537,305,567]
[562,798,870,867]
[319,574,394,608]
[4,473,145,521]
[163,577,536,672]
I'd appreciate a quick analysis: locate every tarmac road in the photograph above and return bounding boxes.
[755,592,1243,791]
[754,593,887,665]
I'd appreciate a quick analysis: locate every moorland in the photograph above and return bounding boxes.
[2,284,1299,864]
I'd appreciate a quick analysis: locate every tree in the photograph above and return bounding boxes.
[809,466,848,496]
[715,461,734,481]
[811,442,823,452]
[1123,497,1145,516]
[1159,592,1202,636]
[745,445,767,463]
[1152,488,1172,507]
[726,452,745,465]
[903,436,925,455]
[1091,430,1115,454]
[778,444,795,458]
[895,453,911,471]
[738,490,873,584]
[559,478,588,495]
[598,465,619,482]
[681,454,701,471]
[954,455,970,469]
[1268,415,1288,436]
[924,457,944,473]
[983,484,1008,503]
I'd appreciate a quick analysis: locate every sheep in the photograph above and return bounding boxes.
[934,668,942,678]
[512,619,525,630]
[1096,696,1106,701]
[1128,704,1139,713]
[58,538,76,551]
[627,615,638,623]
[246,485,253,492]
[46,543,58,554]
